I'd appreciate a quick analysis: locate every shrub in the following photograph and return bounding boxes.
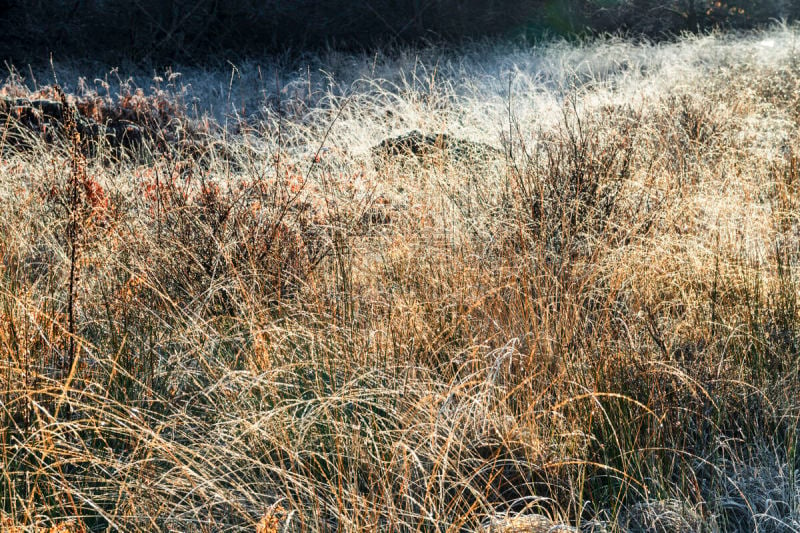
[2,1,799,64]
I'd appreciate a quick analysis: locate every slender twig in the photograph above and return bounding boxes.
[55,84,85,376]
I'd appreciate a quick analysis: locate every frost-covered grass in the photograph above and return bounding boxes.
[2,25,800,532]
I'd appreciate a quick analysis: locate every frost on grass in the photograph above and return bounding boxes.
[2,25,800,532]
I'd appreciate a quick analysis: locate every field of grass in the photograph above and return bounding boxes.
[2,25,800,532]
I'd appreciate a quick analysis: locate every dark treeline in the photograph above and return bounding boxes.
[1,0,798,64]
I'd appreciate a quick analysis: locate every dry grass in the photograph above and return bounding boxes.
[1,25,800,532]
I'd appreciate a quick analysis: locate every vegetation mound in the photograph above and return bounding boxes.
[0,83,211,161]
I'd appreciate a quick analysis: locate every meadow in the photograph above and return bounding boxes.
[1,25,800,532]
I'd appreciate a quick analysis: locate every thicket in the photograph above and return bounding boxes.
[1,0,798,64]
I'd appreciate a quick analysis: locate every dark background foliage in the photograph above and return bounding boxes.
[1,0,798,65]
